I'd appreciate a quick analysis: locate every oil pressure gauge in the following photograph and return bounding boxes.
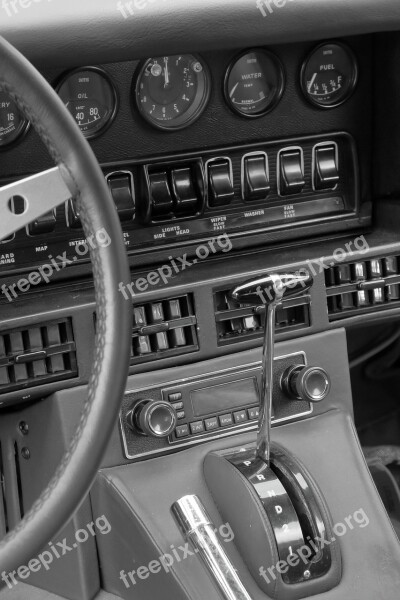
[57,67,118,139]
[0,91,29,148]
[301,42,358,108]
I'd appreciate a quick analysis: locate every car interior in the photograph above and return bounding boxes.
[1,0,400,598]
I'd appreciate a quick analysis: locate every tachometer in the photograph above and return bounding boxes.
[224,49,284,118]
[57,67,118,138]
[0,91,29,148]
[135,54,210,131]
[301,42,357,108]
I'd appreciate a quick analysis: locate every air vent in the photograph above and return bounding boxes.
[130,294,198,364]
[325,256,400,320]
[0,318,78,393]
[214,287,311,345]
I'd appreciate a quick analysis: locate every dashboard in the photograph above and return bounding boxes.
[2,4,400,600]
[0,37,372,277]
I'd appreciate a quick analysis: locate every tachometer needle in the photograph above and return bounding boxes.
[308,73,317,91]
[230,82,239,97]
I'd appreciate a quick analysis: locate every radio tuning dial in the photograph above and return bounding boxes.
[127,399,177,438]
[282,365,331,403]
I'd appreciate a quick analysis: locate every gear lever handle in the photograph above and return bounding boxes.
[230,271,313,466]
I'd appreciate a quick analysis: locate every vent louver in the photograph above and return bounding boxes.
[214,287,310,345]
[325,256,400,320]
[0,318,78,393]
[130,294,199,364]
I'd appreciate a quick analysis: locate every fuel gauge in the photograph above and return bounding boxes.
[301,42,357,108]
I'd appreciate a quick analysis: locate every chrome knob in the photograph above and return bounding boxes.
[127,399,177,438]
[282,365,330,403]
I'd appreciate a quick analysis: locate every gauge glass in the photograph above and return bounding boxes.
[135,54,210,130]
[301,43,357,108]
[0,91,29,147]
[225,49,284,117]
[57,68,117,138]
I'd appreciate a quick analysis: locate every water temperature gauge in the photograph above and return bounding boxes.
[57,67,118,138]
[301,42,358,108]
[0,91,29,148]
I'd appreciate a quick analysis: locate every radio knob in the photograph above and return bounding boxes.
[127,399,177,438]
[282,365,331,403]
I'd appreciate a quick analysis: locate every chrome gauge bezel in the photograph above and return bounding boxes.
[224,48,285,119]
[0,91,30,150]
[300,41,358,109]
[56,66,119,139]
[134,54,211,132]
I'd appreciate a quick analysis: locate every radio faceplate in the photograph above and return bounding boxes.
[120,351,312,460]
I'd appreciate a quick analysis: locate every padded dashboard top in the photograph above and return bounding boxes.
[1,0,400,67]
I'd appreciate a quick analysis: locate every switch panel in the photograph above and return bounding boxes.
[0,134,362,275]
[279,148,305,195]
[207,158,235,207]
[242,153,270,201]
[313,144,339,190]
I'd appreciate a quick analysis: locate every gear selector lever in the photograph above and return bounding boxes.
[203,270,340,597]
[231,271,313,466]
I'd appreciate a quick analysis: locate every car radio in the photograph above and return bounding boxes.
[120,351,315,460]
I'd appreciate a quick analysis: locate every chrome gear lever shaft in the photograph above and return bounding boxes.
[231,271,313,466]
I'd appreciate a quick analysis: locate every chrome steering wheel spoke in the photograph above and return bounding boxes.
[0,166,72,241]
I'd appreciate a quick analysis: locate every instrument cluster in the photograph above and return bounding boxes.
[0,41,358,147]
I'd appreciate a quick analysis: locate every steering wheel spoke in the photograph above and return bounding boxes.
[0,166,72,241]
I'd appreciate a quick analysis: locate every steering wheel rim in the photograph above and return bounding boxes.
[0,37,132,576]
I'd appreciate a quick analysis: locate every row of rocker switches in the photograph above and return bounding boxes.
[22,171,135,236]
[246,144,340,201]
[207,143,340,207]
[145,163,204,221]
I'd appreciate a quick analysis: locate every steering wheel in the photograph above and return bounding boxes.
[0,37,132,576]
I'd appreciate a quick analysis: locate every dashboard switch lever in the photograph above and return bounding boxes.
[106,171,135,221]
[243,154,270,201]
[279,149,305,195]
[207,159,234,207]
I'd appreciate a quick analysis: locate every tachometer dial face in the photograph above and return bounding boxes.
[224,49,284,117]
[57,68,118,138]
[135,54,210,131]
[0,91,29,148]
[301,42,357,108]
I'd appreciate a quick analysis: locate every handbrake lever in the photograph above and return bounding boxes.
[230,271,313,466]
